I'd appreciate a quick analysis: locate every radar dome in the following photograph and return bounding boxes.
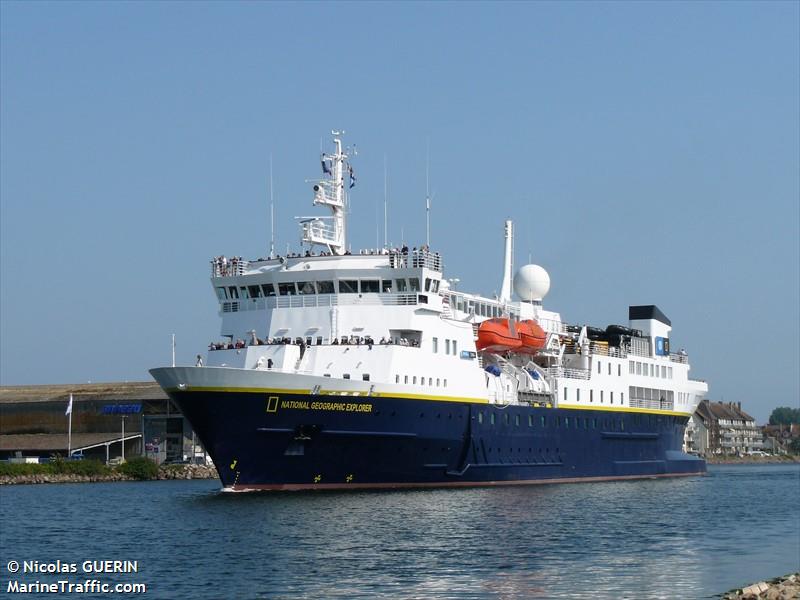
[514,264,550,301]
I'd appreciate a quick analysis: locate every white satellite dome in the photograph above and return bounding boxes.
[514,264,551,301]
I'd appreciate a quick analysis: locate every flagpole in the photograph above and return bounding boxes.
[67,393,73,458]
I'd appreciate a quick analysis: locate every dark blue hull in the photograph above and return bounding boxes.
[169,391,705,490]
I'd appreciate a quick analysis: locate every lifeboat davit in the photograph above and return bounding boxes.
[517,319,547,354]
[476,318,523,353]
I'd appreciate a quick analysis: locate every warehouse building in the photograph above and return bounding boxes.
[0,382,206,465]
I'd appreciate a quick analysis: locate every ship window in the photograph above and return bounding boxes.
[317,281,335,294]
[324,373,331,377]
[636,362,642,375]
[478,412,483,424]
[621,392,625,404]
[436,378,440,386]
[431,280,439,293]
[668,367,673,378]
[395,375,400,383]
[618,364,621,376]
[563,387,568,401]
[381,280,392,293]
[425,278,432,291]
[413,376,417,384]
[278,282,296,296]
[541,416,546,427]
[600,391,604,402]
[592,418,597,428]
[443,379,447,387]
[490,413,495,425]
[564,417,569,429]
[610,392,614,404]
[339,280,358,294]
[650,364,654,377]
[432,337,438,353]
[215,287,227,300]
[404,375,408,384]
[528,415,533,427]
[597,361,601,374]
[395,279,407,292]
[261,284,277,297]
[576,389,581,402]
[661,365,667,378]
[452,340,458,355]
[362,374,370,381]
[297,281,315,295]
[629,361,635,374]
[590,389,594,402]
[239,286,249,298]
[584,418,588,429]
[505,413,510,425]
[360,280,379,294]
[228,286,239,299]
[343,374,350,379]
[428,378,433,386]
[446,340,451,354]
[556,417,560,428]
[608,363,611,375]
[316,336,322,345]
[409,278,421,292]
[248,285,262,298]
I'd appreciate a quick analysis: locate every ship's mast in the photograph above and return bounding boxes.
[301,131,350,255]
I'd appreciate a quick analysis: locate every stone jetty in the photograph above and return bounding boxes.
[0,463,219,485]
[722,573,800,600]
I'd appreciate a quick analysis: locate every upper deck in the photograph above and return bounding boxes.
[212,247,442,278]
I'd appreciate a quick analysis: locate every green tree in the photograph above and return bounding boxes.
[117,457,159,480]
[768,407,800,426]
[789,438,800,455]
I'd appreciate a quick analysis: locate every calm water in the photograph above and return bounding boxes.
[1,464,798,599]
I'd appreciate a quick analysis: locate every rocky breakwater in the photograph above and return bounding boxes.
[723,573,800,600]
[157,464,219,480]
[0,463,219,485]
[0,471,133,485]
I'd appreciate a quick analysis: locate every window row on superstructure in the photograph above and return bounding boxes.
[563,387,625,405]
[215,276,440,301]
[394,375,449,388]
[628,360,674,379]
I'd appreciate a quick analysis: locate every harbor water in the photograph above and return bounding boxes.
[1,464,798,599]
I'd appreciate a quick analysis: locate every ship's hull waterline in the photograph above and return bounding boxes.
[152,369,705,491]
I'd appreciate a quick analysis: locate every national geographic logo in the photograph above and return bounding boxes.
[281,400,372,413]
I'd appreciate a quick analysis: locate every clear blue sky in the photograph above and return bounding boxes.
[1,1,797,423]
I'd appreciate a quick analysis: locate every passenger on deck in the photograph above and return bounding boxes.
[196,355,203,367]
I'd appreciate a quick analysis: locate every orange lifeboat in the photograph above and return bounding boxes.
[517,319,547,354]
[476,318,523,353]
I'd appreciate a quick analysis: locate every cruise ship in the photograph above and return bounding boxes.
[150,133,708,491]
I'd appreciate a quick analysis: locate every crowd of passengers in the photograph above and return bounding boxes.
[213,244,440,276]
[209,335,419,350]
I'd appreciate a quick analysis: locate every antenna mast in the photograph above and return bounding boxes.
[384,154,388,248]
[269,154,275,258]
[426,139,431,247]
[301,131,350,255]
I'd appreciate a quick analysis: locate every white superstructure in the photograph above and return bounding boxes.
[204,133,707,418]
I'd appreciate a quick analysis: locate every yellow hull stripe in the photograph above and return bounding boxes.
[167,385,490,405]
[167,386,691,416]
[557,403,693,418]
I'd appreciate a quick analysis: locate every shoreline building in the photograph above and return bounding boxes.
[692,400,764,457]
[0,382,206,464]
